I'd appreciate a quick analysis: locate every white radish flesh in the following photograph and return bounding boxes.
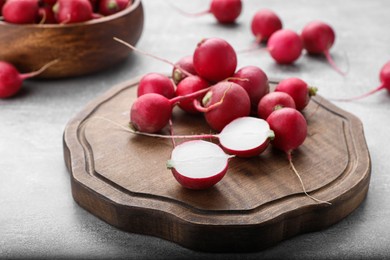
[167,140,233,189]
[218,117,274,157]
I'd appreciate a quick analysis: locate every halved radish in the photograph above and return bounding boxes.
[167,140,233,190]
[218,117,274,157]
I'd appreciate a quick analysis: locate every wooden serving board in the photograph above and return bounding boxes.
[63,77,371,252]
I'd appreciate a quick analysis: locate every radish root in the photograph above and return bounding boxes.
[288,153,331,205]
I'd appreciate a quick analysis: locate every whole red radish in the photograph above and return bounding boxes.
[275,77,317,111]
[2,0,40,24]
[130,86,212,133]
[167,140,233,190]
[301,21,345,75]
[130,93,173,133]
[267,107,307,157]
[251,9,283,43]
[99,0,130,16]
[0,60,59,99]
[137,73,176,99]
[175,76,210,114]
[171,0,242,24]
[267,29,303,64]
[193,38,237,83]
[53,0,94,24]
[267,108,330,204]
[195,81,251,131]
[210,0,242,23]
[231,65,270,113]
[336,60,390,101]
[172,55,197,85]
[258,92,296,119]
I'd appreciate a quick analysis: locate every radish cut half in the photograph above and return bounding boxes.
[218,117,274,157]
[167,140,233,190]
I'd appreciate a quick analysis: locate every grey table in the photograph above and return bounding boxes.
[1,0,390,259]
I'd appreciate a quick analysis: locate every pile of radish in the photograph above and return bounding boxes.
[111,36,331,205]
[0,0,133,24]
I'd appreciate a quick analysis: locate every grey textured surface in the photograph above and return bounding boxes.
[1,0,390,259]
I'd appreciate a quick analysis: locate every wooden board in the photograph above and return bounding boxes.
[63,77,371,252]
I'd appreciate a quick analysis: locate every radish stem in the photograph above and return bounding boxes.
[20,59,60,79]
[113,37,194,77]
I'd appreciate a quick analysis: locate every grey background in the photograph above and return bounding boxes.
[1,0,390,259]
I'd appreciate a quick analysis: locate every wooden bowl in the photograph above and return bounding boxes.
[0,0,144,78]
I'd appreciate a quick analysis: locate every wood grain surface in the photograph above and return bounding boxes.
[0,0,143,78]
[63,78,371,252]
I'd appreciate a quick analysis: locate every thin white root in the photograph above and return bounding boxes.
[289,158,332,205]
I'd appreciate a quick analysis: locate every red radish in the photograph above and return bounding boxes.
[0,60,59,99]
[194,81,251,131]
[99,0,130,16]
[130,86,212,133]
[137,73,176,99]
[267,108,307,155]
[230,65,270,113]
[274,77,317,111]
[172,55,197,85]
[301,21,345,76]
[335,60,390,101]
[257,92,296,119]
[267,29,303,64]
[175,75,210,114]
[251,9,283,43]
[2,0,40,24]
[130,93,173,133]
[170,0,242,24]
[167,140,233,190]
[267,108,330,204]
[53,0,95,24]
[193,38,237,83]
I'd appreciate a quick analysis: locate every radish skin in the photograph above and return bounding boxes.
[231,66,270,114]
[301,21,346,76]
[175,75,210,114]
[193,38,237,83]
[267,29,303,64]
[274,77,317,111]
[137,73,176,99]
[258,92,296,119]
[251,9,283,43]
[195,82,251,131]
[172,55,197,85]
[2,0,39,24]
